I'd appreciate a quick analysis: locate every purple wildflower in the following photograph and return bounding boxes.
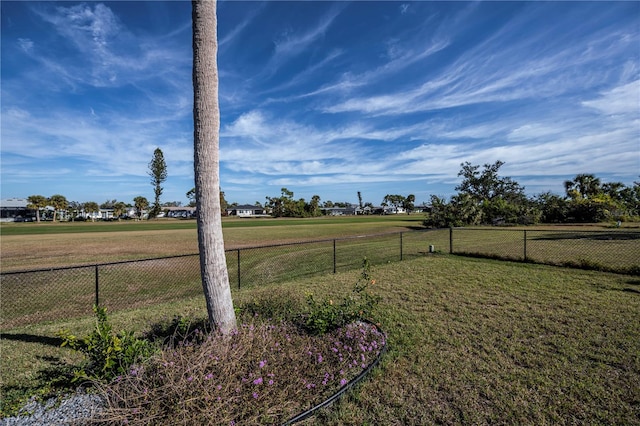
[253,377,263,385]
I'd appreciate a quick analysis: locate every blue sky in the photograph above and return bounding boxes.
[2,1,639,207]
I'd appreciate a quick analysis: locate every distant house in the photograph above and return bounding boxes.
[321,206,357,216]
[0,198,35,222]
[165,206,196,219]
[383,206,406,215]
[226,205,267,217]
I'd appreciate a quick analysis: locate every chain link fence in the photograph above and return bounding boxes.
[449,228,640,274]
[2,228,638,330]
[1,230,442,330]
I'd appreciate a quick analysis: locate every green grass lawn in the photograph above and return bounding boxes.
[2,255,639,423]
[0,215,425,236]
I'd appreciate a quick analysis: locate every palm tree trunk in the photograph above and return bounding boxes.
[192,0,236,334]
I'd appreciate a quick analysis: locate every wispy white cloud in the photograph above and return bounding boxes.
[2,102,193,180]
[27,2,190,90]
[582,80,640,116]
[261,49,345,96]
[273,3,345,58]
[324,5,639,117]
[17,38,34,53]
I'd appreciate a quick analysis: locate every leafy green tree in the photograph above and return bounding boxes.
[602,182,626,202]
[403,194,416,213]
[534,192,569,223]
[133,196,149,220]
[423,195,457,228]
[27,195,47,222]
[456,161,534,224]
[265,188,322,217]
[100,199,118,209]
[457,161,525,203]
[162,201,182,207]
[148,147,168,218]
[619,180,640,219]
[219,190,229,212]
[425,161,538,226]
[186,188,196,207]
[192,0,236,334]
[306,195,322,217]
[266,188,292,217]
[451,193,483,225]
[562,174,637,222]
[382,194,405,212]
[48,194,68,222]
[68,201,82,219]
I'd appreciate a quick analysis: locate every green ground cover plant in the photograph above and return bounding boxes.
[2,256,639,424]
[56,306,155,383]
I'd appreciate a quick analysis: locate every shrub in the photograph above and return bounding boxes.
[301,257,381,335]
[56,306,155,382]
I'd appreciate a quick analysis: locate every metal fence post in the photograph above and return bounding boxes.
[237,249,241,289]
[400,232,403,261]
[523,230,527,261]
[95,265,99,307]
[449,227,453,254]
[333,239,337,274]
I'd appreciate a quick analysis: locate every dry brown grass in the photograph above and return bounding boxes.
[0,217,422,272]
[1,230,199,271]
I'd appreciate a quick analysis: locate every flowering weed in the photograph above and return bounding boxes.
[95,261,384,424]
[97,318,385,425]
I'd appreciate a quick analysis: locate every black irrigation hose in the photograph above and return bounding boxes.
[282,320,388,425]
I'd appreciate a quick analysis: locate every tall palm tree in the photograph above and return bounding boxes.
[27,195,47,222]
[564,174,602,199]
[48,194,68,222]
[192,0,236,334]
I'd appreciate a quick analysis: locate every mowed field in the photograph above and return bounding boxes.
[0,216,425,272]
[2,255,639,423]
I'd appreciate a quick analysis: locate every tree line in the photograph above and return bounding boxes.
[23,160,638,225]
[25,148,170,222]
[259,188,416,218]
[25,195,157,222]
[424,161,639,227]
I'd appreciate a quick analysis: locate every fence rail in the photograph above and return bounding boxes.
[2,228,638,329]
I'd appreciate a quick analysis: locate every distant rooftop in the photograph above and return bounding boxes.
[0,198,28,208]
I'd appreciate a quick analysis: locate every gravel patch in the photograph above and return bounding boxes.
[1,391,105,425]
